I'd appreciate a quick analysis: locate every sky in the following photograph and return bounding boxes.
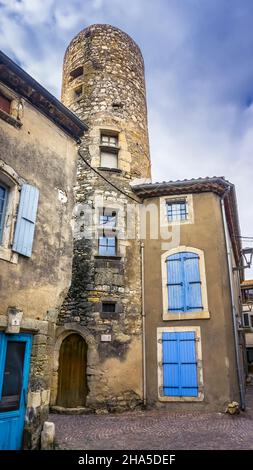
[0,0,253,277]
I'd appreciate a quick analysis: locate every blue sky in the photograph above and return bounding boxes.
[1,0,253,276]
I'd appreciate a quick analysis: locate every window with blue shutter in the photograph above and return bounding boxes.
[12,184,39,257]
[0,184,8,243]
[162,331,198,397]
[166,251,203,313]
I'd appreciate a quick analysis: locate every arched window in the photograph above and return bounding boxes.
[167,251,202,312]
[162,247,209,320]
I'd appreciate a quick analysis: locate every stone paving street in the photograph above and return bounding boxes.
[50,387,253,450]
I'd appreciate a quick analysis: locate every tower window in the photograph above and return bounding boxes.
[74,85,83,99]
[100,133,119,169]
[70,66,83,80]
[102,302,116,313]
[99,209,117,228]
[98,236,116,256]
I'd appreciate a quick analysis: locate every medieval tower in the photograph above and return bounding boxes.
[51,24,151,412]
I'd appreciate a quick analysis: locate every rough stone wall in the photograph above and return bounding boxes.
[58,24,151,412]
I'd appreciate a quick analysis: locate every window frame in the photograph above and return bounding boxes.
[157,326,204,402]
[99,132,119,170]
[161,246,209,320]
[160,194,194,227]
[0,160,22,264]
[167,200,188,222]
[98,234,117,257]
[0,182,8,243]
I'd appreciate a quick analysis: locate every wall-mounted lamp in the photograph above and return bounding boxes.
[234,247,253,271]
[242,247,253,269]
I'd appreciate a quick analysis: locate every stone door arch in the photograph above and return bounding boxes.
[56,333,88,408]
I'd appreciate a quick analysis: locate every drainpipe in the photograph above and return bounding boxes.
[141,242,147,407]
[221,195,246,410]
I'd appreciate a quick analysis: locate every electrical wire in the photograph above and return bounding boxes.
[78,149,143,204]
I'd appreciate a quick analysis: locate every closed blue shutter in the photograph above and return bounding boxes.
[184,253,203,311]
[12,184,39,257]
[166,253,184,312]
[167,251,203,313]
[162,331,198,397]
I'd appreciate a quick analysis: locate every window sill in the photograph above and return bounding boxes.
[94,255,122,260]
[163,310,210,321]
[97,167,122,174]
[160,219,193,227]
[158,393,204,402]
[99,145,120,152]
[0,109,22,129]
[0,246,18,264]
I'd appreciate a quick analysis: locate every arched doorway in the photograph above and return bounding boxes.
[56,334,88,408]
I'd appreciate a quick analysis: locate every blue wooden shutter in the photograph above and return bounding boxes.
[162,331,198,397]
[184,253,203,311]
[167,253,184,312]
[12,184,39,257]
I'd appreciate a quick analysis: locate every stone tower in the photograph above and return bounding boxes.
[53,24,151,412]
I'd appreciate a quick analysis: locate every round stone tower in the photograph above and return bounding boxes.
[53,24,151,413]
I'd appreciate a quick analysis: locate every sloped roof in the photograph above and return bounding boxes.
[0,50,88,140]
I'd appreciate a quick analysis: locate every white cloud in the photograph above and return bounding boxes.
[1,0,253,277]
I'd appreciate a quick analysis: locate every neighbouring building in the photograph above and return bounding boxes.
[0,50,87,449]
[51,24,151,413]
[133,177,246,411]
[241,280,253,374]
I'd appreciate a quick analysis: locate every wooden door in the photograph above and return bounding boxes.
[57,334,87,408]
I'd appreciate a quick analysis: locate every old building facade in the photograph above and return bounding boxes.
[0,51,86,449]
[133,178,246,410]
[51,24,151,413]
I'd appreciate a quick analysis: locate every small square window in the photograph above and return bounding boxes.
[101,134,118,147]
[102,302,116,313]
[100,151,118,169]
[99,209,117,228]
[167,201,188,222]
[98,236,116,256]
[70,66,83,80]
[74,85,83,99]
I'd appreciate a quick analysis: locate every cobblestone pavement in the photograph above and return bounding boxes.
[50,388,253,450]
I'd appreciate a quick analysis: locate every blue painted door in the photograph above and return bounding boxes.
[162,331,198,397]
[0,333,32,450]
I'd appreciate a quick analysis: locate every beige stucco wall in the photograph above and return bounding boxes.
[0,91,77,320]
[143,192,240,411]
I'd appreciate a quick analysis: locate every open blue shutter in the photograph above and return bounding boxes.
[162,331,198,397]
[184,253,203,311]
[167,254,184,312]
[12,184,39,257]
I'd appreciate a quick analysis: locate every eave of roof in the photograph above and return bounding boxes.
[0,50,88,140]
[241,280,253,288]
[133,176,242,266]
